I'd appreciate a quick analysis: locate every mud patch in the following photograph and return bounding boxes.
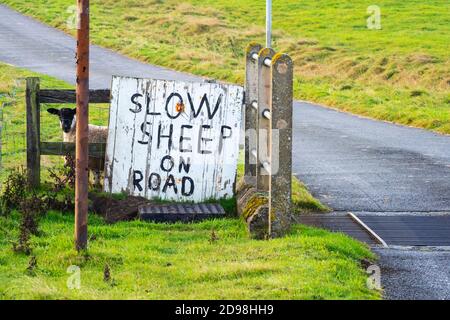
[89,193,151,224]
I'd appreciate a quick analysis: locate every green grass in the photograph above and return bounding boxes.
[292,178,329,213]
[0,63,373,300]
[2,0,448,133]
[0,210,380,299]
[0,62,109,182]
[236,147,329,213]
[0,62,373,301]
[0,63,68,181]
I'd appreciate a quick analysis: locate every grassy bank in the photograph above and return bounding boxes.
[0,210,379,299]
[2,0,448,133]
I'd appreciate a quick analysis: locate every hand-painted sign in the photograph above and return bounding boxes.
[104,76,243,202]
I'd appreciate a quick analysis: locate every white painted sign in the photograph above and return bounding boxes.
[104,76,243,202]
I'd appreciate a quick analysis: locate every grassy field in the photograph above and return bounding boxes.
[0,210,379,299]
[2,0,448,133]
[0,62,109,182]
[0,63,67,181]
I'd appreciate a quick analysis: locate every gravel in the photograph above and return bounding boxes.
[374,247,450,300]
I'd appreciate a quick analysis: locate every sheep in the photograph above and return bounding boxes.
[47,107,108,187]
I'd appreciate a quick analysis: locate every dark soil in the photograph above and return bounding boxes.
[89,193,151,223]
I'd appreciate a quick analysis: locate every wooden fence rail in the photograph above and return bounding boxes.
[26,77,109,188]
[39,89,110,104]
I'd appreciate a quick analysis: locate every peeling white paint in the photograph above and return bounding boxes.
[104,76,243,202]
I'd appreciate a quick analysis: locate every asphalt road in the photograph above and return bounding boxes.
[293,106,450,212]
[1,4,449,300]
[0,4,199,87]
[373,247,450,300]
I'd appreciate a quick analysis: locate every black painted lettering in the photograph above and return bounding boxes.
[146,92,161,116]
[158,123,173,150]
[219,125,232,153]
[148,173,161,191]
[133,170,143,191]
[162,174,177,194]
[165,93,183,119]
[198,125,213,154]
[179,157,191,174]
[187,93,222,119]
[130,93,143,113]
[160,155,175,172]
[179,125,193,152]
[138,121,152,145]
[181,176,194,196]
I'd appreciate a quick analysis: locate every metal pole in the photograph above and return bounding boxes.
[266,0,272,48]
[75,0,89,251]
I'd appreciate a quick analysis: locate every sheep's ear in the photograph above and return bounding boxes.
[47,108,60,116]
[71,108,77,115]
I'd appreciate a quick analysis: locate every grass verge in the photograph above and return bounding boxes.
[1,65,374,300]
[0,210,379,299]
[237,155,329,214]
[2,0,448,133]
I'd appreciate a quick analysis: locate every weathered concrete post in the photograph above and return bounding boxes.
[238,45,294,240]
[269,54,293,237]
[244,43,262,186]
[26,77,41,189]
[256,48,275,193]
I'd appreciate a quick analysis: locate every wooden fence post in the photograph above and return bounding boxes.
[269,54,293,237]
[75,0,90,251]
[26,77,41,189]
[256,48,275,193]
[0,103,3,170]
[244,43,262,186]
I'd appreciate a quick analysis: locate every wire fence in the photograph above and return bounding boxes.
[0,78,110,184]
[0,79,27,182]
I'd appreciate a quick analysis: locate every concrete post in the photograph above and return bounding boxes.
[244,43,262,186]
[256,48,275,193]
[269,54,293,237]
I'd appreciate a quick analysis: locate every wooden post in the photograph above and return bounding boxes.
[256,48,275,193]
[244,43,262,186]
[26,77,41,189]
[0,102,3,170]
[75,0,90,251]
[269,54,293,237]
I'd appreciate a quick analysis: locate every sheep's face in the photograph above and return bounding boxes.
[47,108,76,133]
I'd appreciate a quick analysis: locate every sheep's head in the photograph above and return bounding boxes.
[47,108,76,133]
